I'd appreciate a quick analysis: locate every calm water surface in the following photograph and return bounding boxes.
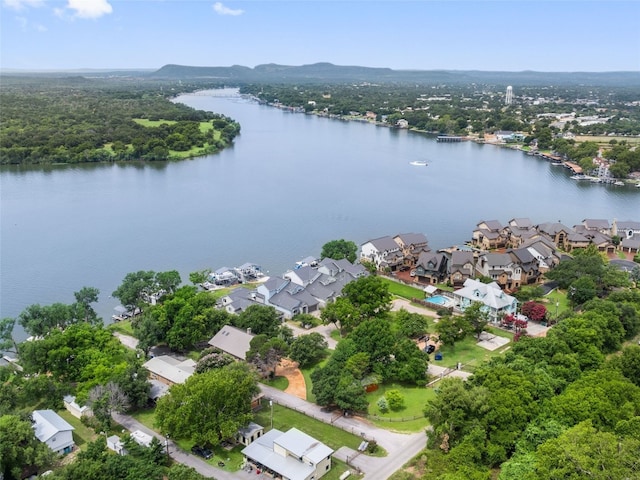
[1,88,639,333]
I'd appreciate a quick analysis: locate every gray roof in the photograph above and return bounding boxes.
[394,232,428,246]
[208,325,255,360]
[616,220,640,231]
[536,222,571,236]
[583,218,610,230]
[621,237,640,249]
[285,266,321,286]
[508,247,536,264]
[143,355,196,384]
[32,410,74,442]
[275,428,333,464]
[242,429,332,480]
[509,218,533,228]
[364,236,399,252]
[238,422,264,438]
[478,220,503,231]
[331,258,368,277]
[484,253,513,267]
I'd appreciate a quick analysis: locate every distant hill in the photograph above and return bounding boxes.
[148,62,640,86]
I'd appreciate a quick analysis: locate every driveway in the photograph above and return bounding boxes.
[391,298,439,319]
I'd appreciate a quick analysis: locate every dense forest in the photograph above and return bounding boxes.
[0,76,239,165]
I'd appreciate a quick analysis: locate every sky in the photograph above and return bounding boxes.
[1,0,639,72]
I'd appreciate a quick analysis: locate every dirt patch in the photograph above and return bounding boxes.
[276,358,307,400]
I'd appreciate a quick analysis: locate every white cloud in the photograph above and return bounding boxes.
[3,0,44,11]
[66,0,112,19]
[213,2,243,16]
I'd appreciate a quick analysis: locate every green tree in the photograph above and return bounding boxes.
[72,286,100,324]
[320,239,358,263]
[341,275,392,320]
[463,302,489,340]
[320,296,360,335]
[0,317,18,353]
[188,269,211,285]
[112,270,157,310]
[0,414,54,480]
[435,315,470,350]
[536,421,640,479]
[234,304,282,337]
[288,333,328,367]
[395,308,429,338]
[155,363,259,446]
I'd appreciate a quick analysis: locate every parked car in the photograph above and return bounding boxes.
[424,344,436,354]
[191,445,213,459]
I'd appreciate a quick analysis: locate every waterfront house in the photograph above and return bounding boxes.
[32,410,75,455]
[475,252,517,289]
[581,219,611,235]
[522,237,561,272]
[536,222,572,250]
[447,250,475,288]
[472,220,507,250]
[360,236,403,271]
[393,232,430,269]
[143,355,196,386]
[508,247,542,285]
[613,220,640,239]
[242,427,334,480]
[208,325,255,360]
[452,279,518,323]
[412,251,448,284]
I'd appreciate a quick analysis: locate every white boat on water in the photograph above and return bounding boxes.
[570,174,588,180]
[614,181,625,186]
[409,161,428,166]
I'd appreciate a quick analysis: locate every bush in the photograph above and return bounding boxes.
[377,396,389,413]
[386,389,405,411]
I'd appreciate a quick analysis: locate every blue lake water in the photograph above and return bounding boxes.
[1,88,639,337]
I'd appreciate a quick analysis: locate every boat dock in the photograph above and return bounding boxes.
[437,135,464,143]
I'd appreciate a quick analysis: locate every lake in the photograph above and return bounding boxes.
[1,88,638,335]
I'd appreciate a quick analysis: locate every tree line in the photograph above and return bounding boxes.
[0,76,239,165]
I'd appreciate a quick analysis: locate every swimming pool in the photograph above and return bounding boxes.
[426,295,452,306]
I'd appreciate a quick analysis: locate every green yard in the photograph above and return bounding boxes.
[434,329,512,372]
[379,277,425,300]
[57,410,98,449]
[254,404,366,453]
[365,383,431,432]
[107,319,135,336]
[265,375,289,391]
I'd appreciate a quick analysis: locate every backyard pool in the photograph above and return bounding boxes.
[426,295,453,307]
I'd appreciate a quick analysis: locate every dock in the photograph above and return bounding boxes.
[436,135,464,143]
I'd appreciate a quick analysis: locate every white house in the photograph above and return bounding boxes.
[143,355,196,386]
[130,429,154,448]
[242,428,334,480]
[32,410,75,455]
[208,325,255,360]
[360,236,403,270]
[63,395,92,419]
[452,278,518,323]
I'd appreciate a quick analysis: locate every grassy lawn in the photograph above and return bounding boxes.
[434,332,511,372]
[254,404,365,453]
[131,408,157,430]
[265,375,289,391]
[324,458,356,480]
[365,383,431,433]
[543,289,570,321]
[57,410,98,449]
[330,329,342,342]
[379,277,425,300]
[107,320,135,336]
